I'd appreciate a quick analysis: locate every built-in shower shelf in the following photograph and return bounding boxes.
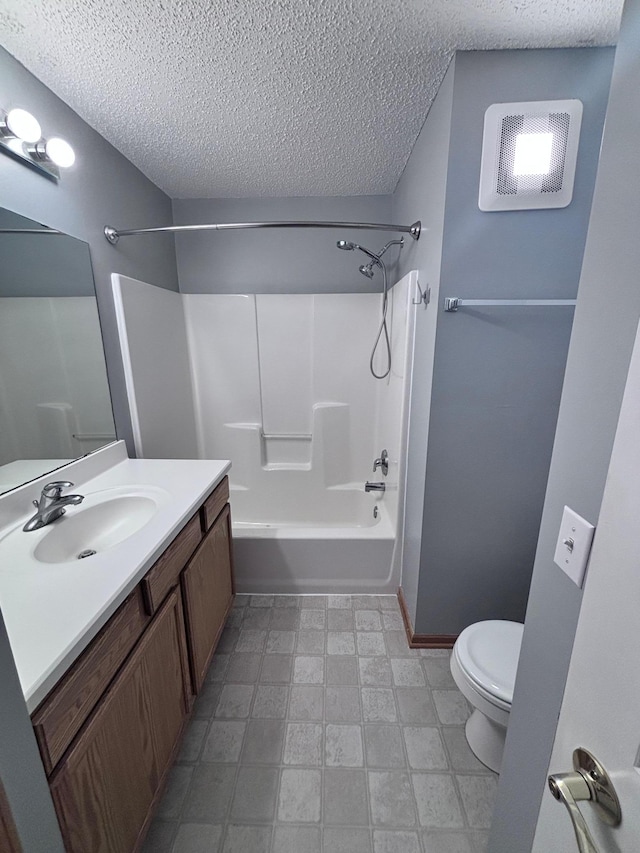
[261,433,312,441]
[262,462,312,472]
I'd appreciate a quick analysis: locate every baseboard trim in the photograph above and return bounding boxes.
[397,587,458,649]
[412,633,458,649]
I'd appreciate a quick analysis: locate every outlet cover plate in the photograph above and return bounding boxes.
[553,505,595,588]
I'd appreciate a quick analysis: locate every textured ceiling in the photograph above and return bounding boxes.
[0,0,623,198]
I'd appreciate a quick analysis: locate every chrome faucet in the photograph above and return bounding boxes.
[365,481,386,493]
[23,481,84,532]
[373,449,389,476]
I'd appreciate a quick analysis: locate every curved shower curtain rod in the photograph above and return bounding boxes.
[103,219,421,245]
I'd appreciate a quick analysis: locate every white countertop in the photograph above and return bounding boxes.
[0,443,230,712]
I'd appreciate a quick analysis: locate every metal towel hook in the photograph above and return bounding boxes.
[412,280,430,307]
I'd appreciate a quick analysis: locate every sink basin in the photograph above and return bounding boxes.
[0,485,171,567]
[34,495,160,564]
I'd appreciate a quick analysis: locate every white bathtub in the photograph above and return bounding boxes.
[230,485,396,594]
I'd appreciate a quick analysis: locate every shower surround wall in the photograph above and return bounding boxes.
[186,293,380,489]
[112,276,198,459]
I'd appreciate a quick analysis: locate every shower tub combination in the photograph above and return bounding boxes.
[113,261,420,595]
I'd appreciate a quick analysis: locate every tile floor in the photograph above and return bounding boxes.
[144,594,497,853]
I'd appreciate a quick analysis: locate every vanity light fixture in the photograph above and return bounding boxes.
[478,99,583,211]
[0,104,76,181]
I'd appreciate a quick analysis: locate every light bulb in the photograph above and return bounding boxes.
[3,108,42,143]
[513,132,554,176]
[45,137,75,168]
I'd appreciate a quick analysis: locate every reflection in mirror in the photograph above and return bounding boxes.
[0,209,116,494]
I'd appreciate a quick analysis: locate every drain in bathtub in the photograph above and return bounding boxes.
[77,549,97,559]
[373,505,379,519]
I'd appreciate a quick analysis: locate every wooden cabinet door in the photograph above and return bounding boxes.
[50,589,190,853]
[182,504,234,693]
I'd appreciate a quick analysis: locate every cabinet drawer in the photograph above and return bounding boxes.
[32,586,149,776]
[142,513,202,614]
[202,476,229,530]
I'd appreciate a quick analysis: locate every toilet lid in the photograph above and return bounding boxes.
[455,620,524,705]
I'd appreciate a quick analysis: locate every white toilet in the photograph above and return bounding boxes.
[449,620,523,773]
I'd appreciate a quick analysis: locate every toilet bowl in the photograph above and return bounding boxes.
[450,620,523,773]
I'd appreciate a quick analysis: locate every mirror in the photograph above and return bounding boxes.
[0,208,116,494]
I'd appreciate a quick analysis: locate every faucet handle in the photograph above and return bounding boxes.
[42,481,74,498]
[373,449,389,476]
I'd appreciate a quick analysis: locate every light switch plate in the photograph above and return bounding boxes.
[553,506,595,588]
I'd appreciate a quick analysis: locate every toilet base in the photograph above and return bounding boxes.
[465,708,507,773]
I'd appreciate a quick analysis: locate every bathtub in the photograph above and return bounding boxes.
[230,485,396,594]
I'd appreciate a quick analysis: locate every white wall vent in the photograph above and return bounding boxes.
[478,100,583,211]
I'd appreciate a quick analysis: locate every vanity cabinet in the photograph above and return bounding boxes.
[30,475,234,853]
[32,587,150,776]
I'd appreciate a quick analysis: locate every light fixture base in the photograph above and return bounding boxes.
[0,137,59,181]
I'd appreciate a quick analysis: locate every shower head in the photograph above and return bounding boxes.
[336,237,404,267]
[359,263,375,279]
[342,242,380,262]
[336,237,401,280]
[336,239,379,263]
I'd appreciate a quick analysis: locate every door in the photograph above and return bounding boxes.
[532,320,640,851]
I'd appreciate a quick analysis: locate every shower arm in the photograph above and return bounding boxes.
[104,219,421,244]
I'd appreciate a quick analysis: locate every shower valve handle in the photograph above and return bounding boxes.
[373,449,389,476]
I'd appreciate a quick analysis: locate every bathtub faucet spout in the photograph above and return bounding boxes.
[365,481,386,493]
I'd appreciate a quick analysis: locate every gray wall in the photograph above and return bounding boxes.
[491,2,640,848]
[173,195,395,293]
[0,46,177,853]
[391,61,455,626]
[413,48,614,634]
[0,46,178,454]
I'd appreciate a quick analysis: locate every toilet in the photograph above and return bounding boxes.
[449,620,524,773]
